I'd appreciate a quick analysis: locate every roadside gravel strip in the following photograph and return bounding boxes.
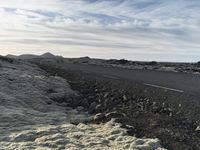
[0,57,166,150]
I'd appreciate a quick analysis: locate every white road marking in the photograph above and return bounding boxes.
[144,83,184,93]
[103,75,119,79]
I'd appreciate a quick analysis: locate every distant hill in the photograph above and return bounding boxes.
[40,52,57,58]
[6,54,18,59]
[6,52,61,60]
[17,54,38,59]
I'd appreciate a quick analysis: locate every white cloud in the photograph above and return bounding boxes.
[0,0,200,62]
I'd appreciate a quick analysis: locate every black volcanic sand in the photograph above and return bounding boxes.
[37,63,200,150]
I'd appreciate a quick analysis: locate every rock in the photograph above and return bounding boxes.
[137,102,144,111]
[195,126,200,132]
[93,113,106,122]
[105,111,125,119]
[168,108,173,117]
[95,104,102,113]
[162,102,165,108]
[123,95,127,101]
[98,98,103,103]
[104,92,109,98]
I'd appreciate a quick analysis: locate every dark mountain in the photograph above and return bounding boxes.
[40,52,56,58]
[18,54,38,59]
[6,54,18,59]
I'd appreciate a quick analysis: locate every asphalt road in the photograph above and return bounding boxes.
[53,63,200,95]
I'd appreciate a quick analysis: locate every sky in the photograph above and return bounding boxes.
[0,0,200,62]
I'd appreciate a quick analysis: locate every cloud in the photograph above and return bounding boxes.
[0,0,200,62]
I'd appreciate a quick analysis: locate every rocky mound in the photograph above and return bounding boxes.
[1,119,166,150]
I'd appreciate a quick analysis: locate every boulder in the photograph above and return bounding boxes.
[195,126,200,132]
[105,111,126,119]
[95,104,102,113]
[93,113,106,122]
[123,95,127,101]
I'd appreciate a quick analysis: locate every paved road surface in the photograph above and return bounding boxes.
[53,63,200,95]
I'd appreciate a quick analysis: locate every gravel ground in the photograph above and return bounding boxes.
[0,56,166,150]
